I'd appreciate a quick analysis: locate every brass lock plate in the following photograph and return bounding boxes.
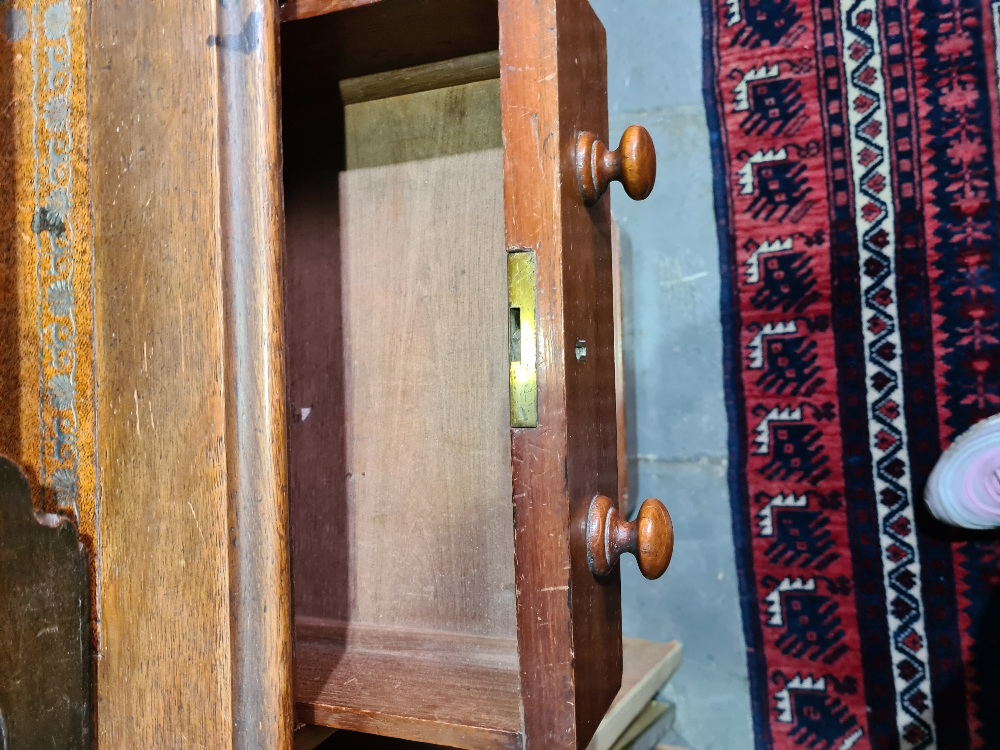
[508,250,538,428]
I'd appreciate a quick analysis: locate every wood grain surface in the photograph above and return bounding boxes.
[339,51,500,105]
[499,0,623,746]
[288,144,516,637]
[612,221,629,513]
[295,642,521,749]
[297,639,682,750]
[90,0,291,745]
[283,3,624,746]
[216,1,295,746]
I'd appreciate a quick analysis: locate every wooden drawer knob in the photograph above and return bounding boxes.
[587,495,673,580]
[575,125,657,205]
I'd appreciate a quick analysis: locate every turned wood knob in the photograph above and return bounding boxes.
[587,495,673,580]
[575,125,657,205]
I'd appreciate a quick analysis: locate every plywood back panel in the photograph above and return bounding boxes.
[345,80,501,169]
[339,148,514,638]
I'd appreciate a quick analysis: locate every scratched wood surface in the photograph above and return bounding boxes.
[296,645,521,749]
[89,0,291,746]
[297,639,681,750]
[500,0,623,746]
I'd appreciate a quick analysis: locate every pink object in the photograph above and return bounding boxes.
[925,414,1000,529]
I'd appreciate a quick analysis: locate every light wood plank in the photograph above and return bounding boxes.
[296,643,521,749]
[587,640,683,750]
[339,148,515,637]
[287,81,516,646]
[345,80,502,169]
[91,0,233,744]
[340,51,500,104]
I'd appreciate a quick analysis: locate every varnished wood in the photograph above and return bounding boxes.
[91,2,234,742]
[576,126,657,205]
[216,1,295,745]
[283,2,634,746]
[298,639,682,750]
[587,496,674,580]
[339,51,500,105]
[500,0,623,746]
[90,0,291,745]
[295,643,521,749]
[0,457,91,749]
[612,221,629,513]
[281,0,382,23]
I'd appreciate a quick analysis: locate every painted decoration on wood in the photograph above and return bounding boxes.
[0,0,95,534]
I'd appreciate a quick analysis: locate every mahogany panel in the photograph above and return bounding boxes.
[500,0,622,746]
[556,6,623,741]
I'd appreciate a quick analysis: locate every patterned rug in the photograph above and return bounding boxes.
[704,0,1000,747]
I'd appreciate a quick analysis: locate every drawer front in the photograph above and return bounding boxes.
[501,1,622,746]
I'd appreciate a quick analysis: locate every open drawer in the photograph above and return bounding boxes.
[280,1,672,748]
[82,0,666,745]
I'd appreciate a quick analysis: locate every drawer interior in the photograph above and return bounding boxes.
[280,5,522,747]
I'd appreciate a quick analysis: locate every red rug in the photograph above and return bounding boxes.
[703,0,1000,746]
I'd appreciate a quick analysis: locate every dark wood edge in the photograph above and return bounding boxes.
[339,51,500,105]
[556,3,622,743]
[501,0,621,746]
[500,0,577,745]
[296,704,522,750]
[216,2,294,747]
[280,0,382,23]
[0,457,93,748]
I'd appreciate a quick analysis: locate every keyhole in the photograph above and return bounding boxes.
[509,307,522,362]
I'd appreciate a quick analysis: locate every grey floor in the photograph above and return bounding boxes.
[590,2,755,748]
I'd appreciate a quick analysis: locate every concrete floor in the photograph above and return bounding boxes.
[590,2,754,748]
